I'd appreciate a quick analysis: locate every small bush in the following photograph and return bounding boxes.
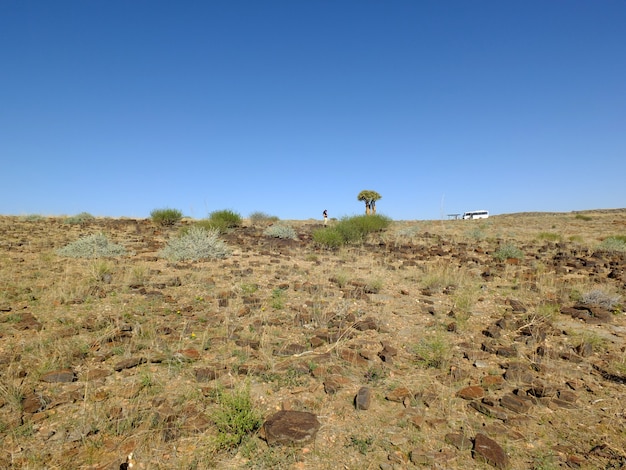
[263,224,297,240]
[64,212,95,225]
[598,236,626,253]
[249,211,279,224]
[412,333,452,369]
[57,233,128,258]
[212,386,263,450]
[150,208,182,226]
[493,243,524,261]
[574,213,592,221]
[537,232,562,242]
[159,226,230,261]
[205,209,242,233]
[313,214,392,248]
[312,227,345,249]
[20,214,45,222]
[581,289,621,310]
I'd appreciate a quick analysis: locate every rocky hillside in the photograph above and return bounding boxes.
[0,210,625,469]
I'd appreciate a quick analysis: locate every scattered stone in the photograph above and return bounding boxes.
[445,432,473,451]
[113,357,147,371]
[473,432,509,469]
[323,375,351,394]
[40,369,77,383]
[386,386,412,403]
[262,410,321,446]
[22,392,49,413]
[503,363,534,384]
[469,400,508,421]
[353,316,378,331]
[482,375,505,389]
[175,348,201,361]
[355,386,372,410]
[500,393,532,413]
[457,385,484,400]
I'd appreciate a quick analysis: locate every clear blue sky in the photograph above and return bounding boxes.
[2,1,624,220]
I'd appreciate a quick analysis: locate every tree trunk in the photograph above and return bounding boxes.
[364,201,370,215]
[371,201,376,214]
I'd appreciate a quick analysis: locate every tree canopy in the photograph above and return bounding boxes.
[357,190,382,215]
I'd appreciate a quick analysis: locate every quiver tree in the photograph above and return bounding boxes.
[357,190,382,215]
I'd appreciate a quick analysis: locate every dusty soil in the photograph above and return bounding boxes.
[1,210,625,469]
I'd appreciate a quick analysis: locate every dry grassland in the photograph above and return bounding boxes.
[0,210,625,469]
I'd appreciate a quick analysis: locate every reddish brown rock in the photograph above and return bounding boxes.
[473,433,509,469]
[457,385,484,400]
[262,410,321,446]
[40,369,77,383]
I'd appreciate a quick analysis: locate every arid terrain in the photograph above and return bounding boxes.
[1,210,625,469]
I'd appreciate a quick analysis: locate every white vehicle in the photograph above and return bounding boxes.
[462,210,489,220]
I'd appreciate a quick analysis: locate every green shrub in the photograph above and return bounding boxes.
[312,214,392,248]
[493,243,524,261]
[537,232,562,242]
[57,233,128,258]
[341,214,391,237]
[263,224,297,240]
[212,386,263,450]
[249,211,279,224]
[159,226,230,261]
[20,214,45,222]
[598,236,626,253]
[574,213,592,221]
[312,227,345,249]
[412,333,452,369]
[150,208,182,226]
[64,212,95,225]
[205,209,242,233]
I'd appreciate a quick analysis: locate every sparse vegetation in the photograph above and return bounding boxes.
[249,211,280,224]
[64,212,95,225]
[150,207,183,226]
[56,233,128,258]
[598,236,626,253]
[493,242,524,261]
[581,288,621,310]
[263,224,297,240]
[1,209,626,469]
[412,333,452,369]
[212,386,263,450]
[312,214,391,248]
[159,226,230,261]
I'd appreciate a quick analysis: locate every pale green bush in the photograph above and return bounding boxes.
[159,226,230,261]
[263,224,297,240]
[57,233,128,258]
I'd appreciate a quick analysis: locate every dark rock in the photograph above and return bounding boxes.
[355,386,372,410]
[505,299,527,313]
[273,343,308,356]
[353,316,378,331]
[40,369,77,383]
[386,386,412,403]
[22,392,49,413]
[457,385,484,400]
[500,393,532,413]
[262,410,321,446]
[469,400,508,421]
[323,375,351,394]
[473,433,509,469]
[445,432,473,451]
[503,363,534,384]
[194,367,224,382]
[113,357,146,371]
